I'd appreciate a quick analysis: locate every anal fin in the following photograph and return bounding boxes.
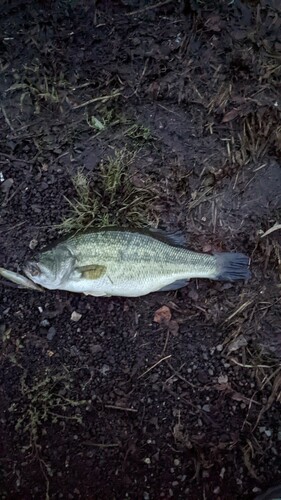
[158,279,189,292]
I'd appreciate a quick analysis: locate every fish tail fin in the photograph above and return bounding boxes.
[214,252,251,281]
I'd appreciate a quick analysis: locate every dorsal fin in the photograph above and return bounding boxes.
[141,227,186,247]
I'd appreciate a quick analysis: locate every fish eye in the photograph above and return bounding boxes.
[27,262,41,277]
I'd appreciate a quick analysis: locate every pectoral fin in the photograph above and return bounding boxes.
[76,264,107,280]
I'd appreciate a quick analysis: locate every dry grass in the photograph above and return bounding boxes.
[239,108,280,162]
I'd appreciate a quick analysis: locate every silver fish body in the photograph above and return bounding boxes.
[24,228,251,297]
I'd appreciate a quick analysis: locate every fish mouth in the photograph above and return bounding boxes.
[24,261,42,279]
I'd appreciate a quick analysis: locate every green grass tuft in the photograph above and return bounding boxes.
[57,148,157,233]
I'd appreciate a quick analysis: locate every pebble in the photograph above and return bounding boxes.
[1,178,14,195]
[174,459,180,466]
[144,457,151,464]
[29,238,38,250]
[99,364,110,376]
[202,404,210,412]
[47,326,56,340]
[71,311,82,322]
[218,374,228,384]
[40,319,50,327]
[220,467,226,478]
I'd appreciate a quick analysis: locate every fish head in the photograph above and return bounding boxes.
[24,245,75,289]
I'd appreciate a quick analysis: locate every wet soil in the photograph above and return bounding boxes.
[0,0,281,499]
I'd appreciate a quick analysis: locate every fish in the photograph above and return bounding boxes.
[23,227,251,297]
[0,267,44,292]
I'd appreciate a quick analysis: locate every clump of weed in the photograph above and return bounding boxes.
[123,123,151,143]
[58,148,157,233]
[9,369,87,499]
[86,103,153,145]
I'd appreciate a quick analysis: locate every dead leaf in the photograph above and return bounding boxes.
[153,305,171,324]
[205,15,222,32]
[168,319,179,336]
[222,108,240,123]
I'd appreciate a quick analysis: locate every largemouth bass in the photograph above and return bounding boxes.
[23,228,251,297]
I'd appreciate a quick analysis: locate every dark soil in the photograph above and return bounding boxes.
[0,0,281,499]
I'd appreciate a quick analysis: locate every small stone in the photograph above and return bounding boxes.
[188,288,199,301]
[144,457,151,464]
[40,319,50,327]
[1,178,13,195]
[174,459,180,466]
[216,344,223,352]
[71,311,82,322]
[203,404,210,412]
[220,467,225,479]
[90,344,102,355]
[29,239,38,250]
[213,486,220,494]
[218,374,228,384]
[47,326,56,340]
[264,429,272,437]
[99,364,110,376]
[143,493,150,500]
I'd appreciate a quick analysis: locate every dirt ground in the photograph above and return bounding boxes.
[0,0,281,498]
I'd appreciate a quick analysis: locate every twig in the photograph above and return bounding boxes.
[126,0,173,16]
[161,330,170,355]
[83,442,119,448]
[73,90,121,110]
[166,362,197,389]
[138,354,171,379]
[188,187,213,211]
[261,223,281,238]
[104,404,137,413]
[230,358,271,369]
[1,106,14,132]
[0,152,29,164]
[223,300,253,324]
